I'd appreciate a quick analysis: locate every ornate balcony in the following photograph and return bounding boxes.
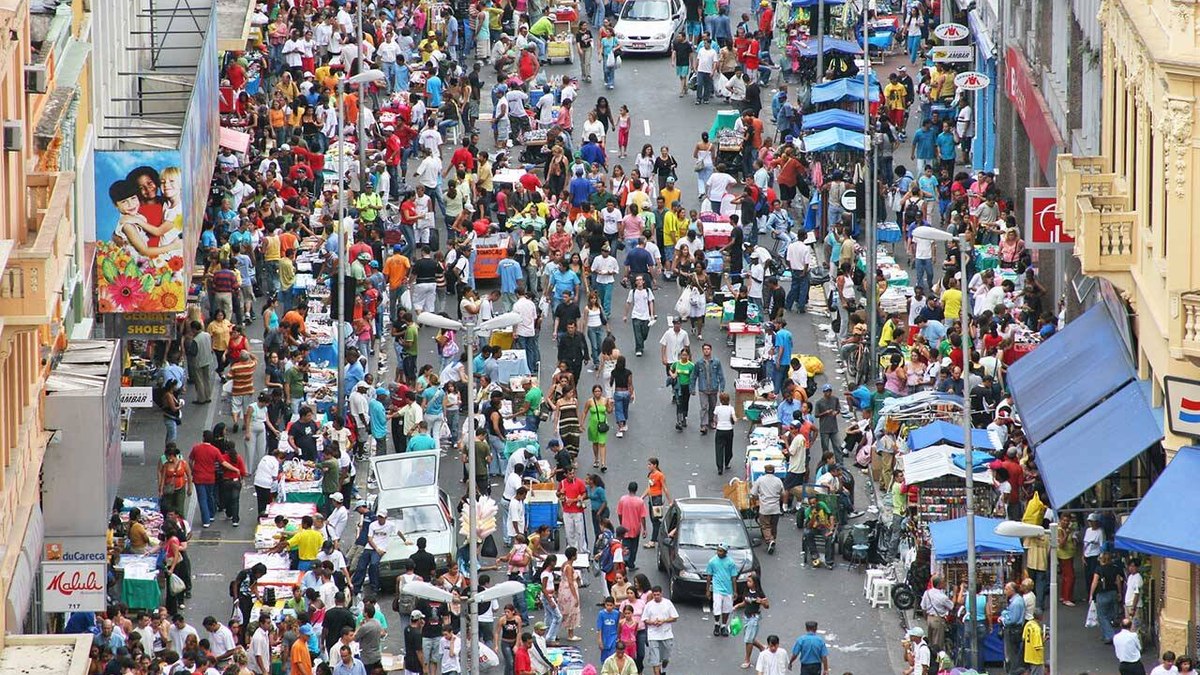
[0,171,75,324]
[1056,154,1118,238]
[1180,293,1200,359]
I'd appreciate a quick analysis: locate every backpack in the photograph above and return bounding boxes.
[597,535,617,573]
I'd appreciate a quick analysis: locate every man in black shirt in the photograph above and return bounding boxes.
[415,598,447,671]
[724,214,745,282]
[763,277,786,322]
[553,289,582,339]
[288,406,320,460]
[670,34,694,97]
[321,591,356,652]
[403,613,426,674]
[410,536,438,581]
[556,322,589,384]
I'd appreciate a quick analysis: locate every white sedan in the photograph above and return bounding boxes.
[614,0,684,54]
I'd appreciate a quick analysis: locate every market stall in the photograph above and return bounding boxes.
[277,459,326,505]
[927,515,1023,603]
[473,233,510,280]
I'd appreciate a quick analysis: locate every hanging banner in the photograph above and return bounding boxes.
[930,45,975,63]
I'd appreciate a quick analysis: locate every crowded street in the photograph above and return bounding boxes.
[4,0,1195,673]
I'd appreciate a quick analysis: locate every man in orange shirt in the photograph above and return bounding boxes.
[383,244,412,318]
[282,304,310,339]
[290,624,314,675]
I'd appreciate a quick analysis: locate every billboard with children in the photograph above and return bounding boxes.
[93,150,189,313]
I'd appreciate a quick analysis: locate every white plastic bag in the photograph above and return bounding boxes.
[479,643,500,668]
[169,573,187,595]
[675,287,693,318]
[400,289,413,311]
[1085,600,1098,628]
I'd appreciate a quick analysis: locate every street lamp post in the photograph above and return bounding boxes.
[402,578,527,672]
[862,3,879,381]
[416,311,523,675]
[995,520,1059,673]
[913,225,976,667]
[335,69,387,411]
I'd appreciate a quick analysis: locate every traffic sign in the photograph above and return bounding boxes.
[954,71,991,90]
[929,45,975,63]
[933,23,969,42]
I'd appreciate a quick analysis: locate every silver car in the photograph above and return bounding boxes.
[614,0,684,54]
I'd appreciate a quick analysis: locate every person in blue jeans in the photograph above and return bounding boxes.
[611,356,633,435]
[1089,552,1125,643]
[600,34,618,89]
[910,119,938,175]
[936,120,958,177]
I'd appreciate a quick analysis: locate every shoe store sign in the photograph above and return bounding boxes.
[929,45,975,63]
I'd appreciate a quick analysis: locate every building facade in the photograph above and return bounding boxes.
[1056,0,1200,656]
[0,0,94,638]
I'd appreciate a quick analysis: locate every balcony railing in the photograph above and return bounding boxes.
[0,171,74,323]
[1075,196,1137,274]
[1057,154,1116,238]
[1181,293,1200,358]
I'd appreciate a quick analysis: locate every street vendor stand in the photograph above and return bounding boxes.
[277,459,326,505]
[473,233,510,280]
[899,444,997,544]
[115,496,165,609]
[727,322,763,360]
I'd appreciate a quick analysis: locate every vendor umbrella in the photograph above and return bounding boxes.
[801,127,866,153]
[801,109,866,132]
[810,76,881,105]
[791,37,863,57]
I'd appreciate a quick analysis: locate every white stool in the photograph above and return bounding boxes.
[869,578,895,609]
[864,569,887,599]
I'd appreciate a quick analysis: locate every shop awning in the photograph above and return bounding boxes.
[792,37,863,56]
[789,0,846,6]
[1034,381,1161,510]
[1115,446,1200,566]
[1007,304,1137,445]
[907,420,998,451]
[801,127,865,153]
[810,77,881,105]
[801,109,866,132]
[900,444,993,484]
[928,516,1024,561]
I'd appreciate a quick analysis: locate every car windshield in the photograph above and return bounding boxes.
[387,504,448,535]
[374,455,438,490]
[621,0,671,21]
[677,518,751,549]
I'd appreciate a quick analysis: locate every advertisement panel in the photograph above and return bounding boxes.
[1024,187,1074,247]
[929,45,975,63]
[42,562,107,612]
[179,25,220,280]
[1165,376,1200,438]
[93,150,188,313]
[1005,46,1065,178]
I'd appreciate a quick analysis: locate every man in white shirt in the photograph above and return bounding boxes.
[508,487,527,541]
[414,147,444,215]
[642,587,679,675]
[659,317,691,371]
[904,626,932,675]
[253,448,283,518]
[1114,618,1143,675]
[624,279,655,356]
[590,248,620,316]
[202,617,238,664]
[755,635,790,675]
[784,236,815,313]
[360,512,403,593]
[248,617,272,675]
[1149,651,1179,675]
[169,615,198,655]
[694,38,718,105]
[600,202,623,238]
[1125,558,1144,621]
[318,540,351,586]
[325,493,350,541]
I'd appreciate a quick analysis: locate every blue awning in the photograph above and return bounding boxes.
[801,109,866,132]
[907,420,998,451]
[801,127,865,153]
[1033,381,1162,510]
[789,0,846,6]
[810,76,881,105]
[928,516,1025,561]
[792,37,863,57]
[1007,304,1137,445]
[1116,446,1200,566]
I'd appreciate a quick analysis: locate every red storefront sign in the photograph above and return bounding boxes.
[1005,46,1064,178]
[1024,187,1075,247]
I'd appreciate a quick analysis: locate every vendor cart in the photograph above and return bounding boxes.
[546,22,575,64]
[526,484,562,550]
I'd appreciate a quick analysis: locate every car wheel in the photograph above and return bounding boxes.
[669,574,682,601]
[657,550,667,572]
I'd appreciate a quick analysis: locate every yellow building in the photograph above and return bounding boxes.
[1056,0,1200,656]
[0,0,92,645]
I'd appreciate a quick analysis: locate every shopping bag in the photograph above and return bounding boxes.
[169,573,187,596]
[479,643,500,668]
[729,615,744,636]
[1085,600,1099,628]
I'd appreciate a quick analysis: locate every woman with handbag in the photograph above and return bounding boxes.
[160,516,188,613]
[693,132,715,203]
[159,443,192,518]
[582,384,615,471]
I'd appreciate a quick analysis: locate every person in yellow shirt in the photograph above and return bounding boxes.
[941,278,963,325]
[662,203,690,279]
[1022,610,1045,674]
[274,515,324,570]
[659,177,682,210]
[418,32,440,62]
[883,74,908,129]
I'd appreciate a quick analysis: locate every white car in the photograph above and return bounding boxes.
[614,0,684,54]
[368,450,456,584]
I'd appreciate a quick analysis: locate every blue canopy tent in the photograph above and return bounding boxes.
[801,109,866,132]
[810,76,881,105]
[928,516,1025,561]
[789,0,846,5]
[801,127,866,153]
[792,37,863,57]
[908,420,998,452]
[1115,446,1200,565]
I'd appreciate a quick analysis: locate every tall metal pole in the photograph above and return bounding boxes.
[863,4,878,381]
[356,0,369,191]
[1048,522,1059,675]
[961,231,978,670]
[815,0,826,83]
[465,331,481,674]
[336,83,348,412]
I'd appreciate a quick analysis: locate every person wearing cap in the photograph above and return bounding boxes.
[901,626,931,675]
[705,542,739,636]
[402,611,426,675]
[325,492,349,541]
[811,384,840,459]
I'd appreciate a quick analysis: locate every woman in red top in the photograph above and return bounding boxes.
[226,325,251,362]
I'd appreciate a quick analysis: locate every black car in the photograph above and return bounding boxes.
[656,498,762,601]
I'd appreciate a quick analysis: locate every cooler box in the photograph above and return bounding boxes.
[547,39,572,61]
[704,222,733,250]
[704,250,725,274]
[526,497,560,530]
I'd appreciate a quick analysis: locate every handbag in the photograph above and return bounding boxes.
[694,158,706,172]
[594,405,609,434]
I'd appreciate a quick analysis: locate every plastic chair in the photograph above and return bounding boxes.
[848,523,871,569]
[869,578,895,608]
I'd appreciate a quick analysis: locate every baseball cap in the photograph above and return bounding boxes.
[907,627,925,638]
[393,244,403,252]
[355,499,370,509]
[411,610,425,620]
[716,542,728,551]
[821,384,833,392]
[330,492,344,502]
[533,622,548,631]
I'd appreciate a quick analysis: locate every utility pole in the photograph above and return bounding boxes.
[863,2,878,381]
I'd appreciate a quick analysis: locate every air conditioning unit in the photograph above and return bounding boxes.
[24,64,47,93]
[3,121,23,152]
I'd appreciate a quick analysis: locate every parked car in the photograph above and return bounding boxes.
[656,498,761,601]
[368,451,456,584]
[614,0,684,54]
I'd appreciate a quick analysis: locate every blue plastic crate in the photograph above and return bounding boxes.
[526,501,560,529]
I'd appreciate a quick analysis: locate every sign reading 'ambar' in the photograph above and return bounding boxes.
[929,45,975,63]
